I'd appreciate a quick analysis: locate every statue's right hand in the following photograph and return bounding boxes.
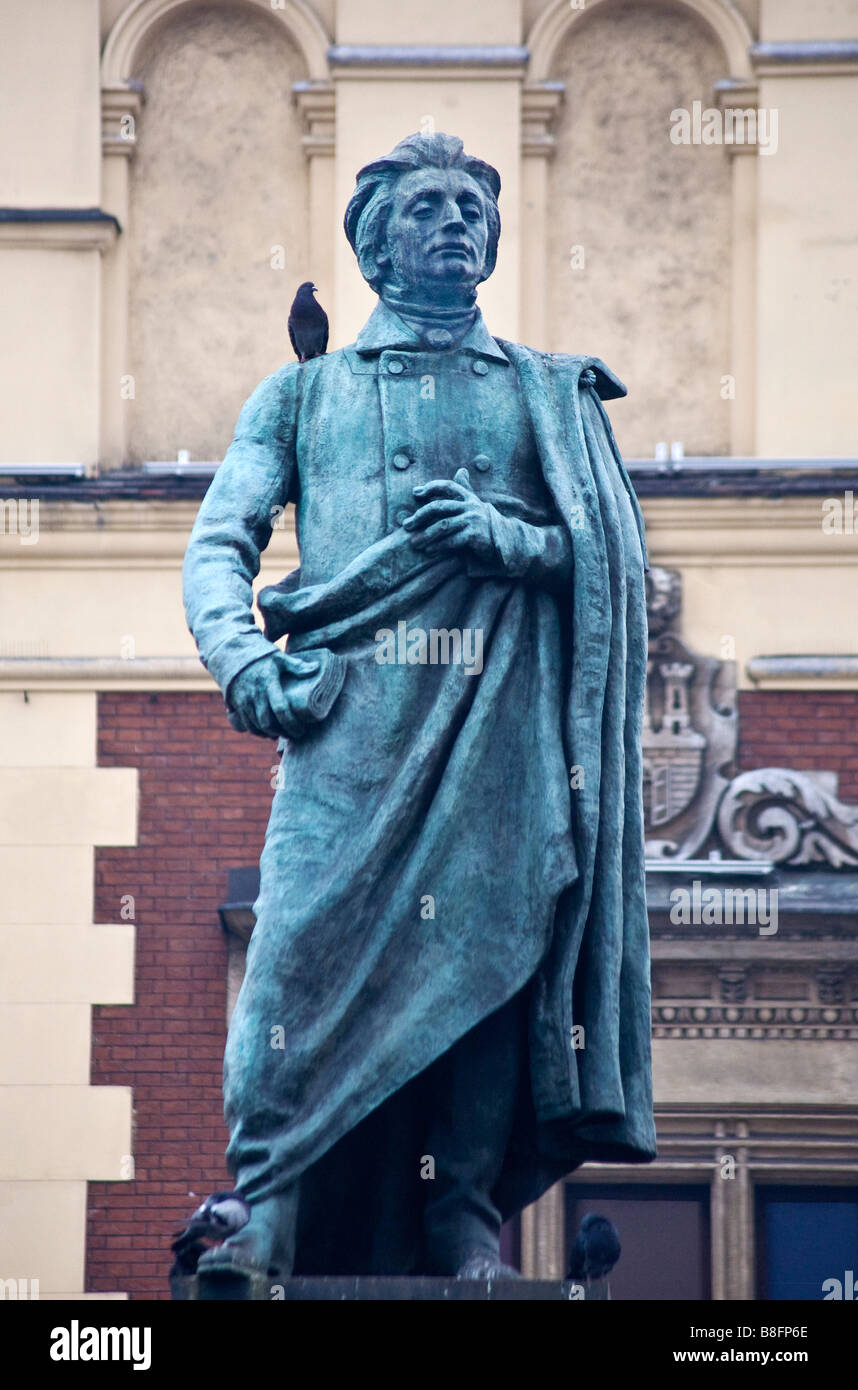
[226,648,343,741]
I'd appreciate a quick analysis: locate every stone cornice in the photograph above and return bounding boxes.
[0,657,216,692]
[751,41,858,77]
[747,656,858,685]
[642,495,858,566]
[327,44,529,68]
[0,209,120,251]
[2,461,856,503]
[327,45,527,81]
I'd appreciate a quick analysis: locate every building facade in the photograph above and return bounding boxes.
[1,0,857,1299]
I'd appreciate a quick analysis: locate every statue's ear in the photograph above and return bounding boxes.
[356,243,384,290]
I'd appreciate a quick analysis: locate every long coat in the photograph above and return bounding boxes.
[183,302,656,1274]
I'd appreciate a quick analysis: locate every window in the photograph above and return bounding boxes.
[756,1187,858,1300]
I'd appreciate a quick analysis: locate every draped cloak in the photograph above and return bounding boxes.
[182,311,657,1275]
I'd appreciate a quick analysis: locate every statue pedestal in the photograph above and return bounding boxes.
[171,1273,595,1301]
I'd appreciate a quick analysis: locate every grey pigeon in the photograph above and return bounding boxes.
[288,281,329,362]
[568,1213,622,1283]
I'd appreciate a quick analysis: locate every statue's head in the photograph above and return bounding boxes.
[344,132,501,299]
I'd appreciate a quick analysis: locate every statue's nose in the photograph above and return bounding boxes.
[440,198,466,231]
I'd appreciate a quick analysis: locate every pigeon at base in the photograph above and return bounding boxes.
[170,1190,251,1278]
[567,1213,622,1298]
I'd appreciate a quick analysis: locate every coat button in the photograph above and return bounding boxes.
[472,359,489,376]
[394,508,411,526]
[392,451,412,470]
[472,454,491,472]
[387,357,405,374]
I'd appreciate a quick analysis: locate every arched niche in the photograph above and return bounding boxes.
[102,0,330,84]
[101,0,331,464]
[537,0,746,456]
[528,0,754,85]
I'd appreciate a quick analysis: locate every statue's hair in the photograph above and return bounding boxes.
[343,132,501,292]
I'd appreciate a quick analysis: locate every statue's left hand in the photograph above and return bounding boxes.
[403,468,496,564]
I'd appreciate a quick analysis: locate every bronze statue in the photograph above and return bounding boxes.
[182,132,655,1287]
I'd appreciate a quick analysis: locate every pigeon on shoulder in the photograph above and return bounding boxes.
[288,281,329,363]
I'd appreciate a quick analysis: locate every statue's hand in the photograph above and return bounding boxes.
[403,468,496,564]
[226,648,342,741]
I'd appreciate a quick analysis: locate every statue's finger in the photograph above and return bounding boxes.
[409,516,469,548]
[412,479,468,502]
[253,691,284,741]
[402,499,465,531]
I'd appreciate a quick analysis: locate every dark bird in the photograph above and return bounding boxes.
[288,280,329,362]
[567,1213,622,1290]
[170,1190,251,1277]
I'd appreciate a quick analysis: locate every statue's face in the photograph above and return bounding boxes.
[380,167,490,295]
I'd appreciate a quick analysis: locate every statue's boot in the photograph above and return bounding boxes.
[455,1249,523,1280]
[197,1186,299,1279]
[422,990,526,1278]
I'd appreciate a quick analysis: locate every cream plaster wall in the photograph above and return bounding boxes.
[0,247,104,465]
[0,501,298,662]
[0,690,136,1298]
[0,0,101,206]
[337,0,522,45]
[755,72,858,456]
[760,0,858,42]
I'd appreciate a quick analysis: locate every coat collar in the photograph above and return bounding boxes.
[354,299,509,364]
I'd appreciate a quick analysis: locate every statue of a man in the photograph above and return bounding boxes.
[183,132,656,1284]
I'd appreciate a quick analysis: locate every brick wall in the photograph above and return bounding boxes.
[738,690,858,802]
[87,691,276,1299]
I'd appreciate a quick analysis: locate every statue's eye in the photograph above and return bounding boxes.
[412,203,434,219]
[460,204,482,221]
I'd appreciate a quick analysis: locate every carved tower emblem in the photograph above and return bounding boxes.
[644,568,737,859]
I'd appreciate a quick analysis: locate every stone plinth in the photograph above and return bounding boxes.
[172,1272,594,1301]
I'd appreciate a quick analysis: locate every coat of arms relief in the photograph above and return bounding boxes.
[643,568,858,869]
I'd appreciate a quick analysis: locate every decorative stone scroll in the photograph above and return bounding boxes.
[718,769,858,868]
